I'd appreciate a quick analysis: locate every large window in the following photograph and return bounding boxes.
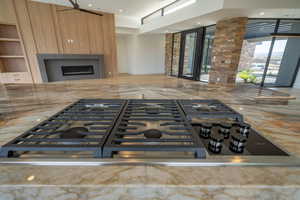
[169,26,215,81]
[237,19,300,87]
[200,25,216,82]
[181,32,197,78]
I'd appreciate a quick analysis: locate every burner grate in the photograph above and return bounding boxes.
[103,99,206,158]
[179,99,243,121]
[0,99,125,158]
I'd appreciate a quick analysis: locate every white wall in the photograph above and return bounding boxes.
[116,35,129,73]
[294,71,300,89]
[116,34,165,75]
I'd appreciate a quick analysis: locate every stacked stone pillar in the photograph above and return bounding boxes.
[209,17,248,84]
[165,33,173,76]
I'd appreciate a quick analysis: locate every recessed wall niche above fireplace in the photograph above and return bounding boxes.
[37,54,104,82]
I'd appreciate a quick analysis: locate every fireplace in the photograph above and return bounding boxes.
[37,54,104,82]
[61,65,94,76]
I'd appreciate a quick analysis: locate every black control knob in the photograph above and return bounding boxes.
[218,123,232,139]
[235,122,251,137]
[229,130,247,153]
[199,123,212,139]
[208,129,224,154]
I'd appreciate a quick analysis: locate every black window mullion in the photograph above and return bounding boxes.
[261,19,281,87]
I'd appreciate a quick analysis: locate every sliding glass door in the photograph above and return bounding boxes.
[181,32,197,78]
[178,28,204,80]
[200,26,216,82]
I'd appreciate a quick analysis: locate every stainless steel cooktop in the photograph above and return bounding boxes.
[0,99,299,167]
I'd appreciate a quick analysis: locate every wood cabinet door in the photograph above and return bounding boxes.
[57,8,90,54]
[27,1,59,54]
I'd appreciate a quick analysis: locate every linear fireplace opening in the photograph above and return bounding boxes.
[37,54,104,82]
[61,65,95,76]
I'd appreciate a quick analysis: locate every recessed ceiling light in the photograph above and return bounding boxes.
[119,9,123,13]
[259,12,265,16]
[197,22,201,25]
[88,3,93,7]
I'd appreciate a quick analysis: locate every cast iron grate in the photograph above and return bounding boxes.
[0,99,125,158]
[102,99,206,158]
[179,99,243,121]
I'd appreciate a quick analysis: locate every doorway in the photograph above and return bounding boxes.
[178,28,204,80]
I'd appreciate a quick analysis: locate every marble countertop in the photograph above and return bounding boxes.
[0,75,300,199]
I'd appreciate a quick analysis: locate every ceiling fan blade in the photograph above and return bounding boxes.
[78,8,103,16]
[68,0,76,7]
[57,8,74,12]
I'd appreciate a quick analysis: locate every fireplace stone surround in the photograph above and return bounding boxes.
[37,54,104,82]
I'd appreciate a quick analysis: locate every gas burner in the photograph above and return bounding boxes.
[179,100,244,122]
[192,104,218,112]
[143,129,162,139]
[59,127,88,139]
[208,128,224,154]
[82,103,111,112]
[143,121,162,130]
[229,130,248,153]
[145,108,160,115]
[140,103,165,115]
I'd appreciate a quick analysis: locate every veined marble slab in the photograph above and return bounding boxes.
[0,75,300,199]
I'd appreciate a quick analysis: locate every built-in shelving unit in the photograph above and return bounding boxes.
[0,23,31,83]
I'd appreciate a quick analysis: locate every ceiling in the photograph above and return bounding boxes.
[33,0,175,19]
[151,8,300,33]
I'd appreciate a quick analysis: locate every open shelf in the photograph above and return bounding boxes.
[0,41,23,56]
[0,57,27,72]
[0,24,19,39]
[0,23,31,83]
[0,55,24,58]
[0,38,20,42]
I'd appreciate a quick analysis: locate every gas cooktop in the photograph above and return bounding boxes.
[0,99,289,160]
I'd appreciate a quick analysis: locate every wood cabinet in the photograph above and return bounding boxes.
[27,2,59,53]
[0,0,118,84]
[57,8,90,54]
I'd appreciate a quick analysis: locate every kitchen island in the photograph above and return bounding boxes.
[0,75,300,200]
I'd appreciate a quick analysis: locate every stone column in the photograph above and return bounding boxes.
[165,33,173,76]
[209,17,248,84]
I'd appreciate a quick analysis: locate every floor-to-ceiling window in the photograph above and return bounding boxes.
[237,19,300,87]
[237,20,277,85]
[178,28,204,80]
[181,32,197,78]
[169,26,214,81]
[199,25,216,82]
